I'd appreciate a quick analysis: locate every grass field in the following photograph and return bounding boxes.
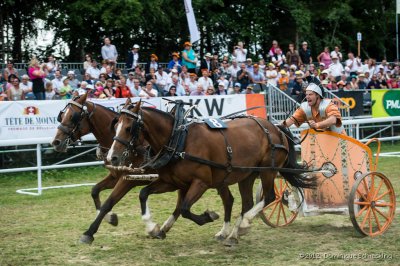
[0,143,399,265]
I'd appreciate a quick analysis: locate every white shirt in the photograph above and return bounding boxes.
[86,67,101,79]
[197,76,213,91]
[329,62,344,77]
[265,70,278,86]
[330,51,343,61]
[155,71,169,88]
[233,48,247,62]
[139,88,158,98]
[52,77,64,93]
[345,58,361,72]
[188,80,198,92]
[20,81,32,93]
[101,44,118,61]
[229,65,240,79]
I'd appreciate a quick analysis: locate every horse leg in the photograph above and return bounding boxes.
[139,179,179,238]
[224,172,275,247]
[180,179,218,226]
[91,173,119,226]
[80,179,137,244]
[156,189,186,239]
[237,174,258,236]
[214,186,234,241]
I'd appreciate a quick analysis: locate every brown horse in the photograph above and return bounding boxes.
[108,100,316,246]
[52,94,234,244]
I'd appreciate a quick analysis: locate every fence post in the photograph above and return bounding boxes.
[37,144,42,195]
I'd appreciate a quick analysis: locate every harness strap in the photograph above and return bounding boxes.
[219,129,233,173]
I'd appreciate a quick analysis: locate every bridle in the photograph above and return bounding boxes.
[112,105,144,160]
[57,99,96,145]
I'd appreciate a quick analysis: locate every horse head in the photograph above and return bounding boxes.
[108,98,144,166]
[52,92,93,152]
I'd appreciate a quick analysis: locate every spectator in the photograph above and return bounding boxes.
[228,59,240,83]
[237,63,251,91]
[205,86,215,95]
[74,81,88,97]
[219,60,231,80]
[229,83,242,95]
[101,37,118,64]
[328,54,344,81]
[146,54,159,74]
[129,79,141,97]
[190,84,204,96]
[67,71,80,90]
[200,52,213,72]
[155,66,169,92]
[197,69,214,91]
[250,64,266,92]
[51,70,63,94]
[83,73,94,85]
[4,60,18,83]
[271,47,286,69]
[187,73,198,92]
[357,73,368,90]
[265,63,278,87]
[100,59,108,74]
[268,40,279,59]
[105,65,118,80]
[286,43,302,68]
[93,81,106,98]
[46,55,59,76]
[181,42,197,74]
[377,73,388,88]
[28,57,46,100]
[367,74,381,89]
[258,58,267,73]
[126,72,136,90]
[330,46,343,62]
[232,41,247,63]
[349,76,359,90]
[167,75,185,96]
[19,74,33,97]
[180,65,190,85]
[45,82,56,100]
[389,76,399,88]
[98,73,107,86]
[299,41,312,65]
[165,85,178,96]
[345,53,362,77]
[278,70,289,91]
[139,81,158,98]
[167,52,182,72]
[291,74,306,103]
[115,77,133,98]
[126,44,140,70]
[317,47,331,69]
[241,85,255,94]
[59,78,73,99]
[145,67,157,84]
[337,80,345,90]
[83,54,93,71]
[245,58,254,75]
[131,65,146,85]
[86,60,100,79]
[6,77,25,101]
[363,59,376,77]
[216,81,228,95]
[211,54,220,73]
[103,79,115,98]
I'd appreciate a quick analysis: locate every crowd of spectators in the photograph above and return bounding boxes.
[1,37,399,102]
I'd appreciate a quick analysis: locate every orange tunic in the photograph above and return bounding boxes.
[291,100,343,129]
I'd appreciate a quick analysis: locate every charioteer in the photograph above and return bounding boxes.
[282,83,345,134]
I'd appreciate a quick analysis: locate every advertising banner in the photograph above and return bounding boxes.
[0,94,266,146]
[332,90,364,116]
[371,89,400,117]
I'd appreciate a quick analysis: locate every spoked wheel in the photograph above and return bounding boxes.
[349,172,396,237]
[256,177,301,227]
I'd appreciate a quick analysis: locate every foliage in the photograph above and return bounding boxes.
[0,0,397,62]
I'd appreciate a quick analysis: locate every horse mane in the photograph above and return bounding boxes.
[141,106,174,120]
[94,102,119,115]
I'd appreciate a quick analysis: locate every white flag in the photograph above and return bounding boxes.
[184,0,200,44]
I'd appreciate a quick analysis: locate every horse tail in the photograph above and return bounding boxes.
[276,125,317,189]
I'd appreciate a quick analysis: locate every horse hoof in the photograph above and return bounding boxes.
[238,226,251,236]
[223,237,238,247]
[79,234,94,245]
[215,234,227,241]
[148,224,161,238]
[205,210,220,221]
[106,213,119,226]
[155,230,166,240]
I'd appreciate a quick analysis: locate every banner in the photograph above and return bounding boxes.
[332,90,364,116]
[183,0,200,44]
[0,94,266,146]
[372,89,400,117]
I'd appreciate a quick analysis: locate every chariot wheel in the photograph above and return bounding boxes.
[348,172,396,237]
[256,177,301,227]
